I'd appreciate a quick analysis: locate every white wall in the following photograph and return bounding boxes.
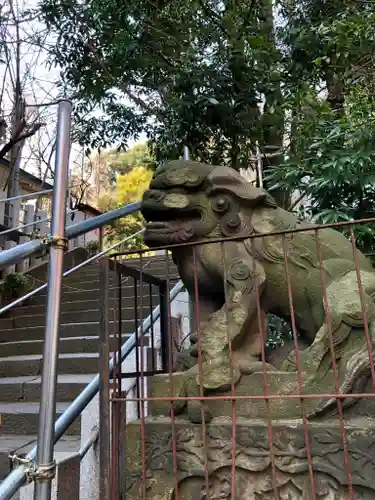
[66,209,100,250]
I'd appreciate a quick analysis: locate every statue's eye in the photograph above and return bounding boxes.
[212,196,229,213]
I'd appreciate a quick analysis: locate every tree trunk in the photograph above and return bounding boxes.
[325,68,345,115]
[257,0,288,207]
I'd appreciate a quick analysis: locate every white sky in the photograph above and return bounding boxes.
[0,0,145,186]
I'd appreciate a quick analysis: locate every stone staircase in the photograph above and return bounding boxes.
[0,254,179,483]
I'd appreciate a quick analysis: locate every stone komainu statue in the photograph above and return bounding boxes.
[141,160,375,419]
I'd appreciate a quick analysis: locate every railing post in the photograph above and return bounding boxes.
[34,99,72,500]
[99,257,110,499]
[183,146,195,334]
[0,280,183,500]
[159,282,170,373]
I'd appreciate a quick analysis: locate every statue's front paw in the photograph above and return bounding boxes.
[199,359,242,392]
[185,326,208,358]
[180,365,213,423]
[237,358,277,374]
[187,400,213,424]
[174,351,198,372]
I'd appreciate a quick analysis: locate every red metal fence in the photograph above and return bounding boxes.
[101,218,375,499]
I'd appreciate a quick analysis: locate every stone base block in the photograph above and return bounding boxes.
[150,371,375,420]
[125,417,375,499]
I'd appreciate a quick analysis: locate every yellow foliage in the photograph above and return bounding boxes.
[116,166,152,205]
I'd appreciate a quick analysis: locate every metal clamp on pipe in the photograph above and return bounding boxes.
[8,455,56,483]
[27,462,56,483]
[44,235,69,251]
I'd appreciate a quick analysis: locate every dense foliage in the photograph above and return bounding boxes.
[38,0,375,347]
[98,145,154,250]
[40,0,282,177]
[106,165,152,251]
[39,0,375,227]
[269,1,375,251]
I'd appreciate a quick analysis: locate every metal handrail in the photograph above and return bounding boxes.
[0,189,55,204]
[0,229,145,317]
[0,279,184,499]
[79,428,99,460]
[0,209,78,237]
[0,98,189,499]
[0,183,80,204]
[0,200,142,271]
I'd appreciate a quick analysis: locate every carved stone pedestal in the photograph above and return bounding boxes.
[125,416,375,499]
[149,370,375,420]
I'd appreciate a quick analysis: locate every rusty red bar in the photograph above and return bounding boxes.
[349,225,375,389]
[219,242,238,500]
[164,249,180,500]
[111,215,375,259]
[315,229,354,497]
[116,261,125,498]
[249,237,279,499]
[111,391,375,402]
[138,253,147,500]
[282,235,316,498]
[110,258,120,499]
[148,282,156,372]
[133,277,141,419]
[107,216,375,500]
[192,247,210,497]
[99,257,110,499]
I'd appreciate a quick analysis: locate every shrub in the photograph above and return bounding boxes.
[1,272,32,303]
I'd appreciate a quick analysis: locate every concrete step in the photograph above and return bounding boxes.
[0,374,96,402]
[0,353,100,378]
[78,265,177,279]
[0,434,80,480]
[66,266,179,282]
[59,279,179,294]
[9,294,163,315]
[0,306,161,329]
[27,285,177,306]
[59,278,127,291]
[11,299,104,315]
[0,335,145,357]
[123,256,176,270]
[61,265,178,280]
[0,319,153,342]
[0,402,81,435]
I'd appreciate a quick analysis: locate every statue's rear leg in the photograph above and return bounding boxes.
[282,270,375,417]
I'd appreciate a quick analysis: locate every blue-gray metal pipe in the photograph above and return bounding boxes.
[0,230,145,317]
[0,280,184,500]
[0,184,78,205]
[34,99,72,500]
[0,188,54,204]
[0,209,78,237]
[0,201,142,271]
[0,239,46,270]
[65,201,142,239]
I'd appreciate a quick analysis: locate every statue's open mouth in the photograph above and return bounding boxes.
[143,209,202,246]
[143,207,201,223]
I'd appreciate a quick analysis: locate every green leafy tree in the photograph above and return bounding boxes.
[267,1,375,253]
[104,143,156,184]
[105,165,153,251]
[39,0,375,346]
[40,0,283,176]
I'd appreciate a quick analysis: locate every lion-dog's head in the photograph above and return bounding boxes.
[141,160,276,247]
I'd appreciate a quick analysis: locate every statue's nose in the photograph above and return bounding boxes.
[141,190,167,221]
[142,189,165,203]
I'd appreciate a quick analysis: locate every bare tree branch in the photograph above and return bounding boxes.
[0,120,43,160]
